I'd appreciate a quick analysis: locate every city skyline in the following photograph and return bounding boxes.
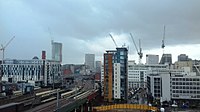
[1,0,200,64]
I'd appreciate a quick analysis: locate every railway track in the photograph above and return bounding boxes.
[28,97,75,112]
[27,90,94,112]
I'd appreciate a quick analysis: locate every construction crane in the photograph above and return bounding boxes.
[0,36,15,64]
[194,65,200,75]
[109,33,118,47]
[161,25,166,54]
[130,33,143,64]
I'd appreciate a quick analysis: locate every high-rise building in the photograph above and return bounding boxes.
[159,54,172,65]
[103,47,128,103]
[85,54,95,70]
[178,54,189,61]
[95,61,101,73]
[146,54,159,64]
[52,41,62,63]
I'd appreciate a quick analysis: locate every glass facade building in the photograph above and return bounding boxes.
[52,41,62,63]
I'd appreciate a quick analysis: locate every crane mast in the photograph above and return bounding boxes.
[109,34,118,47]
[162,25,166,54]
[139,39,143,60]
[0,36,15,64]
[130,33,143,64]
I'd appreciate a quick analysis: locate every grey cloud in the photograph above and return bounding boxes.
[1,0,200,63]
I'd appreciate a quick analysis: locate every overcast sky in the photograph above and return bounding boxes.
[1,0,200,64]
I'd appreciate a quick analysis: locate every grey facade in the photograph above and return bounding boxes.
[160,54,172,65]
[95,61,101,73]
[146,54,159,64]
[178,54,189,61]
[85,54,95,70]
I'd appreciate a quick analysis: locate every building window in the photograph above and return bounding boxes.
[120,51,124,55]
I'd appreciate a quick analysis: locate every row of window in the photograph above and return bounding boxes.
[128,71,147,73]
[172,94,200,98]
[154,94,161,97]
[172,90,200,94]
[128,76,139,79]
[172,86,200,89]
[172,82,200,85]
[172,78,200,81]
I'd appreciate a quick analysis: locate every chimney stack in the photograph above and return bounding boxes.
[42,51,46,59]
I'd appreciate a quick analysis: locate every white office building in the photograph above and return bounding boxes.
[1,59,61,86]
[147,69,173,101]
[128,61,167,89]
[147,67,200,102]
[171,74,200,100]
[101,65,104,84]
[128,64,148,89]
[114,63,121,99]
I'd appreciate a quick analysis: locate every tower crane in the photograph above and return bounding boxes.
[0,36,15,64]
[161,25,166,54]
[130,33,143,64]
[109,34,118,47]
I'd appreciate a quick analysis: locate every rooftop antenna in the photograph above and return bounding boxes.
[161,25,166,54]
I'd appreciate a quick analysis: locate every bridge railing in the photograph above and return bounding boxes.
[93,104,158,112]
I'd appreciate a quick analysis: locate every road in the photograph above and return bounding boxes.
[128,88,147,105]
